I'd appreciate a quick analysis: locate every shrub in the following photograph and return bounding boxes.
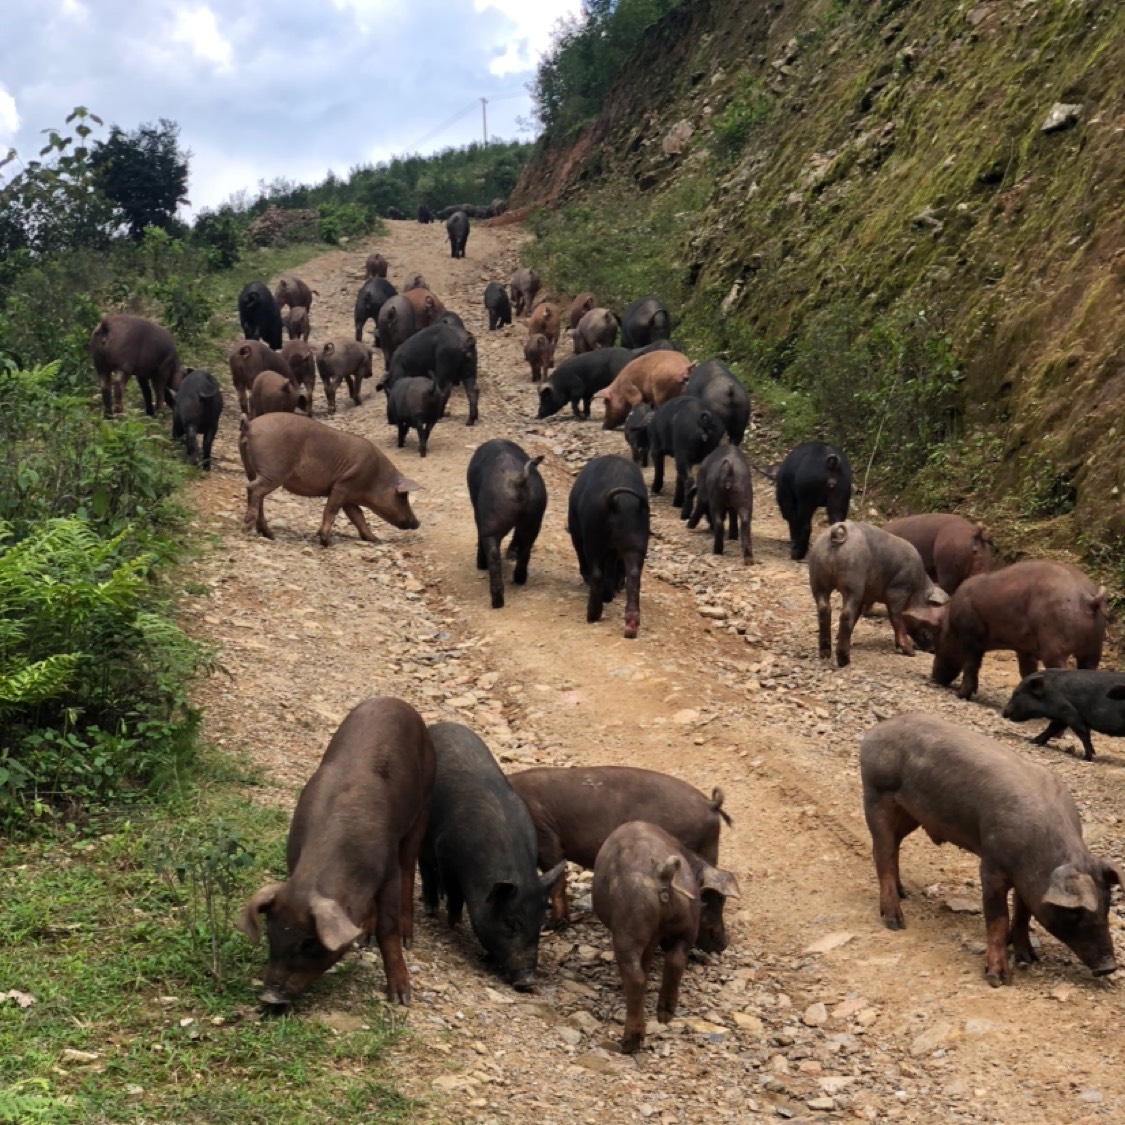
[709,78,773,164]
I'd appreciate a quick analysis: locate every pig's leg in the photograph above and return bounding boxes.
[511,530,534,587]
[835,591,860,668]
[727,509,738,541]
[657,939,689,1024]
[112,372,127,417]
[790,505,813,560]
[1017,652,1039,678]
[815,592,833,661]
[139,377,155,417]
[623,557,642,640]
[317,492,346,547]
[445,881,465,929]
[712,513,725,556]
[463,378,479,425]
[98,373,114,419]
[685,488,705,529]
[373,875,411,1005]
[615,943,648,1054]
[980,860,1013,986]
[342,504,379,543]
[740,513,753,565]
[956,647,984,699]
[244,481,275,539]
[484,535,504,609]
[1031,718,1068,747]
[864,795,916,928]
[672,458,688,509]
[419,853,441,917]
[651,451,666,494]
[586,563,605,623]
[889,609,915,657]
[396,422,408,448]
[397,807,430,948]
[237,384,250,416]
[1009,894,1038,966]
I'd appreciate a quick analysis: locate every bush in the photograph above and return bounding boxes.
[709,78,773,164]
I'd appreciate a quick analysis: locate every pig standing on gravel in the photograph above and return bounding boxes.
[593,351,694,429]
[483,282,512,330]
[685,445,754,563]
[237,697,435,1007]
[647,395,723,511]
[250,369,308,418]
[170,368,223,470]
[568,454,650,638]
[316,339,374,414]
[238,282,284,350]
[466,439,547,609]
[383,376,443,457]
[883,514,993,595]
[376,296,416,372]
[568,292,596,329]
[281,340,316,410]
[239,412,420,545]
[354,277,397,343]
[685,360,750,445]
[420,723,564,991]
[623,403,653,467]
[861,713,1122,985]
[1002,670,1125,761]
[809,521,948,667]
[508,765,732,929]
[284,305,310,342]
[365,252,388,279]
[571,307,619,353]
[509,268,540,316]
[619,296,671,350]
[593,821,740,1053]
[913,560,1108,700]
[228,339,294,417]
[387,322,479,425]
[523,332,555,382]
[773,441,853,560]
[536,349,635,420]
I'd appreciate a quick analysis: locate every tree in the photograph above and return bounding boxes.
[91,119,190,240]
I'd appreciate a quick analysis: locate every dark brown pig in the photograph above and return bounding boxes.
[364,252,388,278]
[523,332,555,383]
[571,307,619,354]
[237,697,435,1007]
[284,305,310,341]
[239,412,421,545]
[402,287,446,329]
[281,339,316,411]
[809,521,948,667]
[89,314,181,418]
[528,301,561,346]
[316,339,373,414]
[593,822,740,1052]
[228,339,294,416]
[884,513,993,594]
[250,369,308,418]
[376,296,417,372]
[685,445,754,563]
[592,351,694,429]
[509,267,540,316]
[274,275,313,313]
[568,291,596,329]
[861,712,1122,985]
[508,765,732,928]
[911,560,1108,700]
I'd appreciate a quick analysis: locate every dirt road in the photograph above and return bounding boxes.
[185,220,1125,1124]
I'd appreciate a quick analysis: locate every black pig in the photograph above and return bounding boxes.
[483,282,512,330]
[1002,669,1125,761]
[537,348,634,420]
[170,368,223,470]
[386,323,479,425]
[354,277,397,343]
[238,282,284,350]
[648,396,723,511]
[775,441,853,560]
[623,403,653,467]
[686,360,750,445]
[685,445,753,563]
[385,376,443,457]
[620,297,671,349]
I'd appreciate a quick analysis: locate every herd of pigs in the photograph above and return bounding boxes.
[84,211,1125,1050]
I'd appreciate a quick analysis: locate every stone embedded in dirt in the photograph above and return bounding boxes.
[910,1022,959,1056]
[944,897,981,914]
[732,1012,764,1033]
[831,996,867,1019]
[1078,1088,1103,1104]
[804,932,854,955]
[964,1019,994,1036]
[1041,102,1083,133]
[806,1096,836,1111]
[672,708,700,724]
[802,1002,828,1027]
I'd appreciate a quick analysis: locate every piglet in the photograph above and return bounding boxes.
[524,332,555,383]
[685,445,754,563]
[861,713,1122,985]
[170,368,222,470]
[593,821,739,1053]
[384,375,443,457]
[623,403,653,467]
[250,369,308,419]
[1002,669,1125,761]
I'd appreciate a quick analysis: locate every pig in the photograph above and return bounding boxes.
[686,360,750,445]
[316,339,373,414]
[238,281,284,350]
[861,712,1123,984]
[536,348,635,420]
[619,296,671,349]
[809,521,949,667]
[528,301,561,346]
[571,307,619,353]
[274,275,313,313]
[507,765,732,928]
[568,454,650,638]
[913,560,1108,701]
[883,514,994,595]
[647,396,723,510]
[403,273,428,292]
[466,439,547,609]
[592,350,694,429]
[386,323,479,425]
[592,822,740,1052]
[228,339,294,416]
[523,332,555,382]
[237,697,435,1007]
[419,722,564,991]
[417,204,432,223]
[446,209,469,258]
[365,252,389,278]
[250,369,308,419]
[354,276,397,343]
[775,441,853,560]
[376,296,417,372]
[437,310,466,331]
[685,444,754,563]
[170,368,222,470]
[568,292,597,329]
[483,282,512,330]
[403,287,446,329]
[280,339,316,411]
[509,267,540,316]
[623,403,653,466]
[386,206,405,220]
[239,412,421,545]
[89,313,180,418]
[385,376,443,457]
[284,305,310,342]
[1002,669,1125,761]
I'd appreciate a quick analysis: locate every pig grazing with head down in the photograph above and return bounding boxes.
[420,723,564,991]
[237,697,435,1008]
[593,351,694,430]
[883,514,993,595]
[89,314,181,418]
[685,445,754,563]
[593,822,740,1053]
[384,376,443,457]
[809,521,948,667]
[914,560,1108,701]
[571,308,619,354]
[250,369,308,419]
[1002,669,1125,761]
[861,713,1122,985]
[280,339,316,410]
[239,412,420,545]
[536,349,634,421]
[228,339,294,417]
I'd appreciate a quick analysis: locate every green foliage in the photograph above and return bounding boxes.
[0,1080,71,1124]
[709,77,773,164]
[136,227,215,346]
[189,205,241,269]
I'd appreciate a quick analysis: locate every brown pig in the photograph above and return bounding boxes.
[403,273,428,292]
[593,822,740,1052]
[402,287,446,329]
[571,307,619,354]
[228,339,295,416]
[274,275,313,312]
[592,351,694,429]
[884,513,993,594]
[89,313,181,418]
[861,713,1122,985]
[239,412,421,545]
[281,339,316,411]
[237,697,435,1007]
[508,765,732,929]
[808,520,949,667]
[509,267,540,316]
[316,338,373,414]
[910,560,1107,700]
[568,291,596,329]
[284,305,310,341]
[523,332,555,383]
[365,252,388,278]
[527,301,561,345]
[250,369,308,418]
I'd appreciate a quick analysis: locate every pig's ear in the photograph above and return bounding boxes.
[699,865,741,902]
[1107,685,1125,701]
[395,476,423,493]
[1023,673,1048,697]
[539,861,566,893]
[926,585,950,606]
[486,880,518,905]
[903,605,946,631]
[309,893,363,953]
[236,882,284,944]
[591,388,609,401]
[658,855,697,901]
[1043,864,1100,913]
[1103,862,1125,890]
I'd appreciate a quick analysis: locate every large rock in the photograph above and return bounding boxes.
[1040,102,1083,133]
[662,119,695,156]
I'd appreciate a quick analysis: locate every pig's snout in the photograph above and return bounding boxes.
[510,970,538,993]
[1000,702,1014,719]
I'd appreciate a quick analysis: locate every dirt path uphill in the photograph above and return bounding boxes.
[183,220,1125,1125]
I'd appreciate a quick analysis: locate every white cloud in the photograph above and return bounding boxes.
[475,0,584,76]
[59,0,90,22]
[0,84,19,148]
[171,5,233,72]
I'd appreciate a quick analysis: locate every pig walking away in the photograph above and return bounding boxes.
[228,339,294,416]
[365,252,389,278]
[593,822,739,1052]
[387,323,478,425]
[238,281,284,350]
[446,210,469,258]
[685,445,754,563]
[170,368,222,470]
[646,395,723,511]
[861,713,1122,985]
[523,332,555,383]
[509,267,540,317]
[89,314,181,418]
[883,514,993,595]
[1002,669,1125,761]
[385,376,443,457]
[685,360,750,446]
[809,521,948,667]
[419,723,564,990]
[376,296,418,372]
[239,412,420,545]
[571,307,618,354]
[237,697,435,1007]
[568,292,597,329]
[916,560,1107,700]
[316,339,373,414]
[250,369,308,419]
[568,455,650,638]
[483,282,512,330]
[775,441,853,560]
[619,297,671,350]
[508,765,732,928]
[354,277,397,343]
[467,439,547,609]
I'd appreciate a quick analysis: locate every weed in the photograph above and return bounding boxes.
[709,77,773,165]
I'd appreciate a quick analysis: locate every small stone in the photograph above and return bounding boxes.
[61,1048,101,1064]
[1041,102,1083,133]
[807,1097,836,1111]
[964,1019,995,1036]
[805,932,854,954]
[819,1076,854,1095]
[672,708,700,724]
[944,896,981,914]
[856,1008,878,1027]
[1050,984,1075,1003]
[803,1002,828,1027]
[910,1022,959,1057]
[733,1012,763,1033]
[1078,1088,1103,1104]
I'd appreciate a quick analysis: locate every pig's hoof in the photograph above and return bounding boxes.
[984,970,1008,988]
[623,624,639,639]
[490,593,505,609]
[657,1007,674,1024]
[1013,946,1038,965]
[881,915,904,931]
[835,652,851,668]
[620,1034,643,1055]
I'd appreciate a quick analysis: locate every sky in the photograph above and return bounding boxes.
[0,0,584,214]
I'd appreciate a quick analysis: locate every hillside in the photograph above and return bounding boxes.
[512,0,1125,568]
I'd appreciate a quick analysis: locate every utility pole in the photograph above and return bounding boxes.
[481,97,488,146]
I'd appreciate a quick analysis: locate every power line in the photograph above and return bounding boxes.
[410,92,531,150]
